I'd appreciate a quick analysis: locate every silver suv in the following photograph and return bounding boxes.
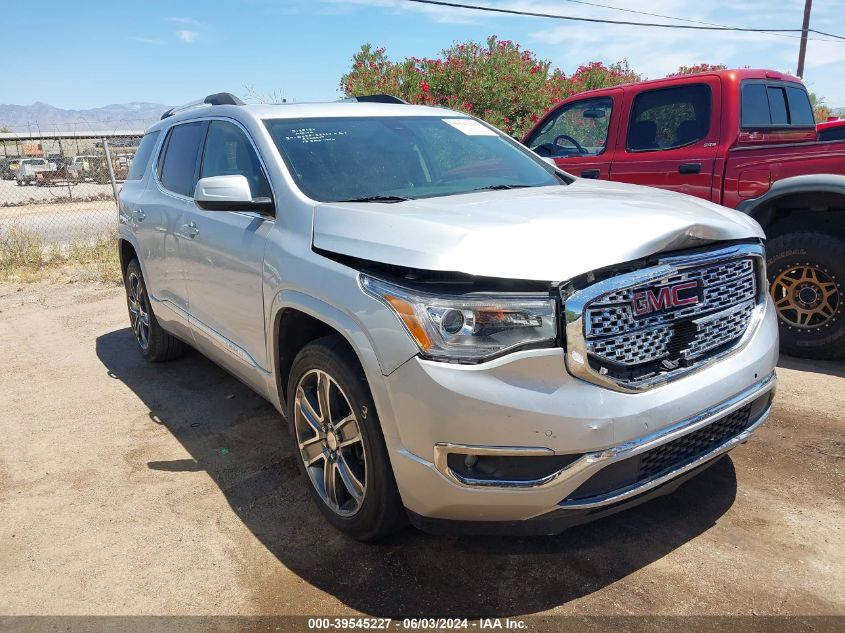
[118,93,778,540]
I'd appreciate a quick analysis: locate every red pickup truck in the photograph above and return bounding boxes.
[524,68,845,359]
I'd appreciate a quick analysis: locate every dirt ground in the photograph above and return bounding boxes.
[0,281,843,621]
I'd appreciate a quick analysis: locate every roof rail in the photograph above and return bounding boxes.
[204,92,245,106]
[161,92,244,120]
[349,94,408,104]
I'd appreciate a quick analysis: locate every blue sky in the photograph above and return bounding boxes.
[4,0,845,110]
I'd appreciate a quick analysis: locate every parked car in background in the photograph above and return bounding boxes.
[818,118,845,142]
[117,93,777,540]
[524,69,845,359]
[1,157,23,180]
[15,157,55,185]
[70,155,99,170]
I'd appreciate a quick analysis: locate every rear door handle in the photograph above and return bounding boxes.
[181,221,200,238]
[679,163,701,174]
[132,208,146,222]
[581,169,601,179]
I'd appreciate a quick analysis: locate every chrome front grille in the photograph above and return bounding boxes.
[586,261,756,336]
[564,244,765,392]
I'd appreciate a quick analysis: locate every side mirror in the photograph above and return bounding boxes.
[193,175,274,215]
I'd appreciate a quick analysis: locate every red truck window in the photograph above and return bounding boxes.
[767,87,789,124]
[786,86,815,126]
[819,126,845,142]
[741,81,815,128]
[526,97,613,158]
[626,84,711,152]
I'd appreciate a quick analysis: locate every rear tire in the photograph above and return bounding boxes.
[767,231,845,359]
[287,335,406,541]
[124,259,186,362]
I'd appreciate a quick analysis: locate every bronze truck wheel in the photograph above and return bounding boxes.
[767,232,845,359]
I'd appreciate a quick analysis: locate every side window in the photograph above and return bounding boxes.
[126,131,160,181]
[158,121,206,196]
[200,121,271,199]
[528,97,613,157]
[819,126,845,142]
[627,84,711,152]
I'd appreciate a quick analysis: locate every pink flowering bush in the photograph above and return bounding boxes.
[340,37,640,137]
[667,64,728,76]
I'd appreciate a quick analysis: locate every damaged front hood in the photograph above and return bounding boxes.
[312,179,765,282]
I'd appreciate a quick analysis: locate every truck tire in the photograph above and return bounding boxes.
[124,259,186,362]
[767,231,845,359]
[287,335,406,541]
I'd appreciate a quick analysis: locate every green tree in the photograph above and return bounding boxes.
[809,92,831,122]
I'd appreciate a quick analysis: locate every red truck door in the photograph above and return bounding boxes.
[610,77,721,201]
[523,90,621,180]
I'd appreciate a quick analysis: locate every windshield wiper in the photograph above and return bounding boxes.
[336,195,410,203]
[471,184,531,192]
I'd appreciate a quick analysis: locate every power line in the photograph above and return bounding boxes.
[557,0,832,42]
[405,0,845,42]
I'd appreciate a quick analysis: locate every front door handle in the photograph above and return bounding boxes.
[580,169,601,179]
[679,163,701,174]
[181,221,200,238]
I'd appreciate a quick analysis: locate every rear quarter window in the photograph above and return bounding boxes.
[126,131,160,181]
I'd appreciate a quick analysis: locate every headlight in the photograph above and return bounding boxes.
[360,274,557,362]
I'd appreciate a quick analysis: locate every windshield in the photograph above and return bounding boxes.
[264,116,561,202]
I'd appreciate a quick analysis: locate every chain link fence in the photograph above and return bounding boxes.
[0,131,142,280]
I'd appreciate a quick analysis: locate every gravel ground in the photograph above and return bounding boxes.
[0,178,116,205]
[0,178,118,244]
[0,281,842,621]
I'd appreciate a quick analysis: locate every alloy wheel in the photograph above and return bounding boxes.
[127,271,151,350]
[771,264,839,329]
[293,369,367,517]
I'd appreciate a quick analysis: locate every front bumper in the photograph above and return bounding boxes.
[379,296,778,527]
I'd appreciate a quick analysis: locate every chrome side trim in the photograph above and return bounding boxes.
[150,295,271,375]
[564,243,767,393]
[433,372,775,491]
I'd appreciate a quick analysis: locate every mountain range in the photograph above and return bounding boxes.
[1,100,842,135]
[0,102,171,134]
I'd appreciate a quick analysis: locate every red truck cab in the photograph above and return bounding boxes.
[524,69,845,359]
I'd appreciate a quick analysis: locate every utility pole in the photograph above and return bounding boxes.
[797,0,812,78]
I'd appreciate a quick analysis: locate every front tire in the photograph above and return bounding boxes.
[124,259,186,362]
[287,336,406,541]
[767,231,845,359]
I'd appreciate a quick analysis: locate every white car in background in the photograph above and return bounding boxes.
[15,157,55,185]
